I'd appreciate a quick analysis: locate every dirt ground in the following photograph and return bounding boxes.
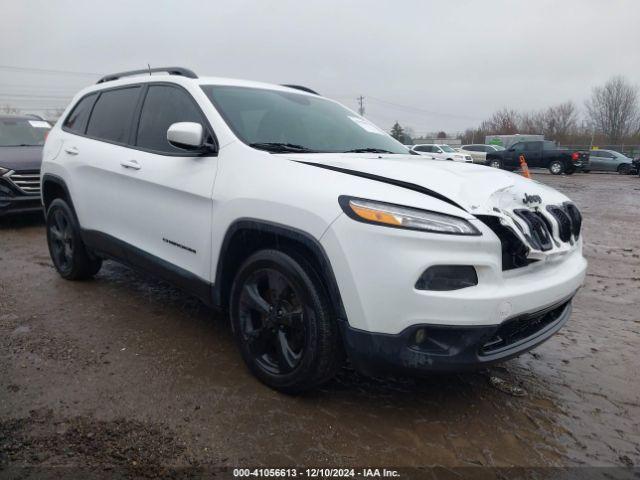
[1,171,639,477]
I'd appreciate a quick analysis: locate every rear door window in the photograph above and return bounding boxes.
[136,85,205,154]
[63,93,98,134]
[86,87,141,144]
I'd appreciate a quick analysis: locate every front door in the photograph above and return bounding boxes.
[114,84,219,281]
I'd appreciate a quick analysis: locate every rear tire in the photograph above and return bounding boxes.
[229,249,343,394]
[617,164,631,175]
[549,160,564,175]
[46,199,102,280]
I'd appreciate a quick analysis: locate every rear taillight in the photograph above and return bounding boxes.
[571,152,579,161]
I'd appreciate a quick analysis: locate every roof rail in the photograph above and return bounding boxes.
[97,67,198,84]
[281,84,320,95]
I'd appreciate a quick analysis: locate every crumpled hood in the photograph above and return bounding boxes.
[0,146,43,172]
[286,153,569,214]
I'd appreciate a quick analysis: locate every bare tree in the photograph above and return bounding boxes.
[544,101,578,142]
[519,110,546,135]
[1,105,20,114]
[480,108,519,134]
[585,76,640,143]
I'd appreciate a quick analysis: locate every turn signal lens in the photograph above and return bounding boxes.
[339,196,481,235]
[350,203,402,226]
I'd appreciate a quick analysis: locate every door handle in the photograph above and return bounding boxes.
[64,146,79,155]
[120,160,141,170]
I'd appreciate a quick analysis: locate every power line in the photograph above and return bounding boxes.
[367,96,481,122]
[0,65,102,77]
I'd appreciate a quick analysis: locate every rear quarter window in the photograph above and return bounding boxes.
[63,93,98,134]
[86,87,141,144]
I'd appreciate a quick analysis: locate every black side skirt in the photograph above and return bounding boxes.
[82,230,214,307]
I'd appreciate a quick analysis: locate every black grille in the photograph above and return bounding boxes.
[481,300,570,354]
[564,203,582,238]
[546,205,572,242]
[514,209,553,251]
[476,215,532,271]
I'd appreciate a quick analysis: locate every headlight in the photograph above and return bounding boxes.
[339,196,481,235]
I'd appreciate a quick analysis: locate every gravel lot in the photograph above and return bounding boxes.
[1,171,639,477]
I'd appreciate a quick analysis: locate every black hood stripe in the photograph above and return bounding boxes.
[294,161,466,212]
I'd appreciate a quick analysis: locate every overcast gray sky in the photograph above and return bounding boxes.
[2,0,639,134]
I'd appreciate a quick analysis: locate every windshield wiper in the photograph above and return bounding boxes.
[3,144,41,147]
[343,148,395,154]
[250,142,316,153]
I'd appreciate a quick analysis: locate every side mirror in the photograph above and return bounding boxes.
[167,122,205,151]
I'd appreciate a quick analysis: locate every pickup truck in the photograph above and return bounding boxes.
[486,140,589,175]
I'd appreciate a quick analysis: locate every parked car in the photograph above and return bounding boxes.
[486,140,590,175]
[587,149,633,174]
[460,144,505,164]
[631,158,640,176]
[0,115,51,216]
[410,144,473,163]
[41,67,587,392]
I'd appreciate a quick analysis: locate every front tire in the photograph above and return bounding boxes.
[549,160,564,175]
[488,158,502,169]
[229,249,343,393]
[46,199,102,280]
[617,164,631,175]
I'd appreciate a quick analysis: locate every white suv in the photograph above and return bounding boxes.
[410,144,473,162]
[41,67,587,392]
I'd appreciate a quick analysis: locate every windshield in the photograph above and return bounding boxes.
[201,85,408,154]
[440,145,456,153]
[491,145,505,151]
[0,118,50,147]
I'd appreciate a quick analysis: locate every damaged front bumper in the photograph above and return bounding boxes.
[341,296,573,376]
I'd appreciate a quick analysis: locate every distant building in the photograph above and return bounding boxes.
[410,138,462,146]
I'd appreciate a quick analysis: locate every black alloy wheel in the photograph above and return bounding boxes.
[46,198,102,280]
[49,208,74,271]
[238,267,307,375]
[230,249,342,393]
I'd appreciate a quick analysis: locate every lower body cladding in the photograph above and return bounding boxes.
[321,213,587,374]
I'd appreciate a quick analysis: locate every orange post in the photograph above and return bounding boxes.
[519,154,532,179]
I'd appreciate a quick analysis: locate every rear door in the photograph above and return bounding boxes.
[60,85,143,239]
[116,83,218,281]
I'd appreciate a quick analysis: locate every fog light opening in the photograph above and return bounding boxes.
[415,265,478,291]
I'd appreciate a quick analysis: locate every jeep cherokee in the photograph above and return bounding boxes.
[41,67,587,392]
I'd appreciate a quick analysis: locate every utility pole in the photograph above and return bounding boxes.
[357,96,365,116]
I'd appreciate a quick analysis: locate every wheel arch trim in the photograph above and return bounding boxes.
[41,174,78,219]
[213,218,347,321]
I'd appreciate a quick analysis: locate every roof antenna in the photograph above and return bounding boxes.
[147,63,151,76]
